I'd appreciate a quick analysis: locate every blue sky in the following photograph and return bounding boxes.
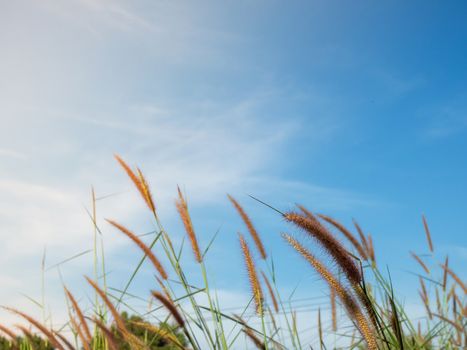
[0,0,466,341]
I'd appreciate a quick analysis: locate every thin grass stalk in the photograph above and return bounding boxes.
[330,287,337,332]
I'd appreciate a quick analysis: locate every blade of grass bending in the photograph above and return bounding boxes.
[46,250,92,271]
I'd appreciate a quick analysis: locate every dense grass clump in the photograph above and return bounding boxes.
[0,156,465,349]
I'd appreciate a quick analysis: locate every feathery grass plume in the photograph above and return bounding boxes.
[91,318,118,350]
[284,212,362,285]
[330,287,337,332]
[2,307,65,350]
[352,219,370,255]
[410,251,430,274]
[239,233,264,315]
[242,328,266,350]
[53,331,77,350]
[151,291,185,328]
[443,255,449,291]
[422,215,434,253]
[114,154,156,214]
[136,167,157,214]
[228,195,267,259]
[282,233,377,350]
[439,263,467,294]
[317,214,368,260]
[106,219,168,280]
[260,271,279,313]
[69,316,91,350]
[64,288,92,342]
[175,186,202,263]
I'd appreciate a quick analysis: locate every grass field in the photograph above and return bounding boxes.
[0,155,465,350]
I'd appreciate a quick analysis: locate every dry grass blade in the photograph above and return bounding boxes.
[239,233,263,315]
[422,215,434,253]
[106,219,168,280]
[410,252,430,274]
[285,212,362,285]
[260,271,279,313]
[282,233,377,350]
[114,154,156,214]
[64,287,92,342]
[439,264,467,294]
[2,307,65,350]
[318,214,368,260]
[176,187,202,263]
[228,195,267,259]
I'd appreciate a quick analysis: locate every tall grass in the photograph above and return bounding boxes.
[0,156,465,350]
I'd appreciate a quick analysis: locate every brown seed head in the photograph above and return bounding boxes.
[114,154,156,214]
[176,187,202,263]
[151,291,185,328]
[282,233,377,350]
[318,214,368,260]
[285,212,362,285]
[260,271,279,313]
[64,288,92,342]
[2,307,64,350]
[422,215,434,253]
[228,195,267,259]
[106,219,167,280]
[239,233,263,315]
